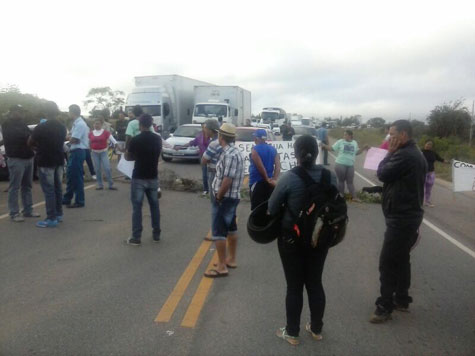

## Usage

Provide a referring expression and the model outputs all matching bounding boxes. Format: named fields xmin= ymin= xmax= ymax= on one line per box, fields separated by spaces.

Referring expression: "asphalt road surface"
xmin=0 ymin=154 xmax=474 ymax=356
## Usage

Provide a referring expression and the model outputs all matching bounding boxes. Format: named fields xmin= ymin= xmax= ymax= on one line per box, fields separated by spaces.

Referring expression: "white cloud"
xmin=1 ymin=0 xmax=474 ymax=120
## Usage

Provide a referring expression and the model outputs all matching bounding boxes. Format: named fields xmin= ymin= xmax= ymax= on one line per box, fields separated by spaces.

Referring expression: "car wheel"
xmin=162 ymin=155 xmax=172 ymax=162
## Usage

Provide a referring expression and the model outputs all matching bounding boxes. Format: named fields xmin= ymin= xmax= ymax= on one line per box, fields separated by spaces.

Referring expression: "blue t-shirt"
xmin=249 ymin=143 xmax=277 ymax=185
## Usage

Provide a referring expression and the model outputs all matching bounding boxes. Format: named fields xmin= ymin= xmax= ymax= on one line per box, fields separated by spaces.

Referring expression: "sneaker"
xmin=275 ymin=327 xmax=299 ymax=346
xmin=92 ymin=175 xmax=97 ymax=180
xmin=108 ymin=186 xmax=118 ymax=190
xmin=57 ymin=215 xmax=63 ymax=223
xmin=153 ymin=236 xmax=161 ymax=243
xmin=11 ymin=214 xmax=25 ymax=222
xmin=23 ymin=212 xmax=40 ymax=218
xmin=36 ymin=219 xmax=58 ymax=228
xmin=95 ymin=187 xmax=104 ymax=190
xmin=424 ymin=201 xmax=435 ymax=207
xmin=369 ymin=308 xmax=392 ymax=323
xmin=305 ymin=322 xmax=323 ymax=341
xmin=125 ymin=238 xmax=141 ymax=246
xmin=202 ymin=191 xmax=209 ymax=196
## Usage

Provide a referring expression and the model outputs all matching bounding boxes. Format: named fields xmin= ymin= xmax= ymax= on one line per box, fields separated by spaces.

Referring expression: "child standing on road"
xmin=421 ymin=139 xmax=446 ymax=207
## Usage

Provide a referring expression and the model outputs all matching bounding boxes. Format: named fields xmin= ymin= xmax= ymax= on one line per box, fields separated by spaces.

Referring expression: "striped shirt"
xmin=203 ymin=138 xmax=223 ymax=170
xmin=212 ymin=143 xmax=245 ymax=199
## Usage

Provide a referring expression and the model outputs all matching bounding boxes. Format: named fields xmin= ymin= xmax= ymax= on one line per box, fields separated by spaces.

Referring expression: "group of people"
xmin=0 ymin=104 xmax=118 ymax=228
xmin=1 ymin=107 xmax=438 ymax=346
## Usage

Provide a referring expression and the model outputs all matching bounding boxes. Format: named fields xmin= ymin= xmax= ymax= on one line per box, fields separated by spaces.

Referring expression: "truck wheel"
xmin=162 ymin=155 xmax=172 ymax=162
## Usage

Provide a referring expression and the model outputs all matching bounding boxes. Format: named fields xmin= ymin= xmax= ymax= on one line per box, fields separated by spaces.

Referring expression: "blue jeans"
xmin=202 ymin=164 xmax=209 ymax=192
xmin=131 ymin=178 xmax=160 ymax=240
xmin=7 ymin=157 xmax=34 ymax=217
xmin=63 ymin=149 xmax=86 ymax=205
xmin=38 ymin=166 xmax=63 ymax=220
xmin=91 ymin=151 xmax=113 ymax=188
xmin=211 ymin=197 xmax=239 ymax=240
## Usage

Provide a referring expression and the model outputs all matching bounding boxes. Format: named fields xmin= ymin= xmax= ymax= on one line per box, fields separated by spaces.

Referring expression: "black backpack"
xmin=289 ymin=166 xmax=348 ymax=248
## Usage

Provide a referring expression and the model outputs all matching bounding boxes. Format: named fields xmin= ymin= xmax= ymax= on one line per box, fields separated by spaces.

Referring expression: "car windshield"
xmin=173 ymin=126 xmax=202 ymax=138
xmin=261 ymin=112 xmax=279 ymax=122
xmin=294 ymin=126 xmax=317 ymax=136
xmin=194 ymin=104 xmax=227 ymax=118
xmin=125 ymin=105 xmax=161 ymax=117
xmin=236 ymin=129 xmax=257 ymax=142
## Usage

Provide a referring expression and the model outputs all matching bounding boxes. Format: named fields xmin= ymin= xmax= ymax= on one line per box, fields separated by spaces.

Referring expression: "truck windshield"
xmin=261 ymin=112 xmax=279 ymax=122
xmin=194 ymin=104 xmax=227 ymax=118
xmin=173 ymin=125 xmax=202 ymax=138
xmin=125 ymin=105 xmax=161 ymax=117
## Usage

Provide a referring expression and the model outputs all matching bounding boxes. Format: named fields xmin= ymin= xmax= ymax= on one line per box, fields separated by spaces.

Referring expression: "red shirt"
xmin=89 ymin=130 xmax=111 ymax=150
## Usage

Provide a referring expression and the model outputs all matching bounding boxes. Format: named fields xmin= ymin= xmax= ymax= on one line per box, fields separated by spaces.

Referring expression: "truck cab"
xmin=124 ymin=88 xmax=171 ymax=136
xmin=260 ymin=107 xmax=287 ymax=134
xmin=192 ymin=100 xmax=235 ymax=124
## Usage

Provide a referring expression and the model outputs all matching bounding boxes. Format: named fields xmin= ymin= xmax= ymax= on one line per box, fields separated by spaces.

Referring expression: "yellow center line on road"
xmin=181 ymin=250 xmax=218 ymax=328
xmin=0 ymin=184 xmax=96 ymax=220
xmin=155 ymin=231 xmax=213 ymax=323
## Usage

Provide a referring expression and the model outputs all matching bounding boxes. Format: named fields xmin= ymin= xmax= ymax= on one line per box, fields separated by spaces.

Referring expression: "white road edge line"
xmin=329 ymin=152 xmax=475 ymax=260
xmin=0 ymin=184 xmax=96 ymax=220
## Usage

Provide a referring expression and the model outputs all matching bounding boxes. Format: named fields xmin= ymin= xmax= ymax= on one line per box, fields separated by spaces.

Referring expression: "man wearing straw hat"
xmin=204 ymin=123 xmax=245 ymax=278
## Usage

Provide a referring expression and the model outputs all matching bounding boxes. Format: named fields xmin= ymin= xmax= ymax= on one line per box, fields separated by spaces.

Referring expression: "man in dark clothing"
xmin=29 ymin=118 xmax=67 ymax=227
xmin=1 ymin=105 xmax=40 ymax=222
xmin=124 ymin=114 xmax=162 ymax=245
xmin=281 ymin=121 xmax=295 ymax=141
xmin=370 ymin=120 xmax=427 ymax=323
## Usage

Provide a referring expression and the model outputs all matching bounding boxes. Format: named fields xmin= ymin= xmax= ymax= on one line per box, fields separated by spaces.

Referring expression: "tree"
xmin=0 ymin=86 xmax=61 ymax=125
xmin=427 ymin=99 xmax=471 ymax=139
xmin=83 ymin=87 xmax=125 ymax=118
xmin=367 ymin=117 xmax=385 ymax=128
xmin=342 ymin=115 xmax=361 ymax=127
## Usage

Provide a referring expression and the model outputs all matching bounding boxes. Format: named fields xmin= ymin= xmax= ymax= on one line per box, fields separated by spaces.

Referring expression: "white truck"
xmin=260 ymin=107 xmax=287 ymax=134
xmin=192 ymin=86 xmax=251 ymax=127
xmin=124 ymin=75 xmax=211 ymax=137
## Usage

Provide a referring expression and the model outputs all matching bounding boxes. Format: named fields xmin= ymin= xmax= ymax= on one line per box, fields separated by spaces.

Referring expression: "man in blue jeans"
xmin=204 ymin=123 xmax=244 ymax=278
xmin=29 ymin=116 xmax=67 ymax=227
xmin=1 ymin=105 xmax=41 ymax=222
xmin=124 ymin=114 xmax=162 ymax=245
xmin=63 ymin=105 xmax=89 ymax=208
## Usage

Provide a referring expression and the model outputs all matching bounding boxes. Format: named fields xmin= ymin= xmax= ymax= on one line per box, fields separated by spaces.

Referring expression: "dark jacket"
xmin=377 ymin=140 xmax=427 ymax=223
xmin=1 ymin=118 xmax=34 ymax=159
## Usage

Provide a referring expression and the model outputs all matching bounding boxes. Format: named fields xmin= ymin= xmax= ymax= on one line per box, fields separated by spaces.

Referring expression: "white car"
xmin=161 ymin=124 xmax=203 ymax=162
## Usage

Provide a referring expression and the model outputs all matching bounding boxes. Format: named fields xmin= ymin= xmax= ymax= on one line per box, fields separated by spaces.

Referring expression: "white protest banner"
xmin=363 ymin=147 xmax=388 ymax=171
xmin=452 ymin=160 xmax=475 ymax=192
xmin=235 ymin=140 xmax=321 ymax=175
xmin=117 ymin=155 xmax=135 ymax=178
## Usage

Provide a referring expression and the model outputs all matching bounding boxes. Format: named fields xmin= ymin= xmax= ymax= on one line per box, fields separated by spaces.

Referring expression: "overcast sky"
xmin=1 ymin=0 xmax=474 ymax=121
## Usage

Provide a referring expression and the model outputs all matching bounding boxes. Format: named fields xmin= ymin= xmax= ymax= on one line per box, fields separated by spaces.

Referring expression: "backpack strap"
xmin=291 ymin=166 xmax=316 ymax=186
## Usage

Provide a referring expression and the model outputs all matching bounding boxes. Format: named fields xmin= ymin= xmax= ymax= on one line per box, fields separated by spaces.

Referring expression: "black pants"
xmin=85 ymin=149 xmax=96 ymax=176
xmin=250 ymin=181 xmax=274 ymax=210
xmin=322 ymin=147 xmax=328 ymax=165
xmin=278 ymin=237 xmax=329 ymax=337
xmin=376 ymin=220 xmax=421 ymax=312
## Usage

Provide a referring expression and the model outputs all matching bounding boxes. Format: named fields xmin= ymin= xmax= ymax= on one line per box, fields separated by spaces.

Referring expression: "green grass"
xmin=329 ymin=128 xmax=475 ymax=182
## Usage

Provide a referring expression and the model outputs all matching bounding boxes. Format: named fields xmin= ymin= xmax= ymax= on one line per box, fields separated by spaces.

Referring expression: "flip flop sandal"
xmin=204 ymin=237 xmax=213 ymax=241
xmin=213 ymin=263 xmax=237 ymax=269
xmin=204 ymin=269 xmax=229 ymax=278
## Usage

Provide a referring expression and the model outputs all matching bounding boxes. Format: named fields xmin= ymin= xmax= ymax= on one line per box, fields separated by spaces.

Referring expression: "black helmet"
xmin=247 ymin=201 xmax=282 ymax=244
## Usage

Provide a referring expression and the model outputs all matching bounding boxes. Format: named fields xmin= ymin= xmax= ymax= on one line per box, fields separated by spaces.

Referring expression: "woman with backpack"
xmin=321 ymin=130 xmax=369 ymax=202
xmin=268 ymin=135 xmax=338 ymax=346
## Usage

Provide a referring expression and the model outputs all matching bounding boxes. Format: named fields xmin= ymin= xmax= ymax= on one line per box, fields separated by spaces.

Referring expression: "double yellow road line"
xmin=155 ymin=230 xmax=218 ymax=328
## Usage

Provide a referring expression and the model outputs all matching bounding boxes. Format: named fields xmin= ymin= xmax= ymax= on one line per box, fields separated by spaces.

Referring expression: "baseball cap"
xmin=204 ymin=119 xmax=220 ymax=132
xmin=253 ymin=129 xmax=267 ymax=139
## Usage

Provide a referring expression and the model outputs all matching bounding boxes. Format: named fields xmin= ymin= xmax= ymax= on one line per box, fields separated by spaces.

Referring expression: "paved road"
xmin=0 ymin=156 xmax=474 ymax=355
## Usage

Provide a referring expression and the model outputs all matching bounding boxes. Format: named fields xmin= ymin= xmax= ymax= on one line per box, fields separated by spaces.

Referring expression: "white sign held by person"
xmin=452 ymin=160 xmax=475 ymax=192
xmin=236 ymin=140 xmax=321 ymax=175
xmin=117 ymin=155 xmax=135 ymax=179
